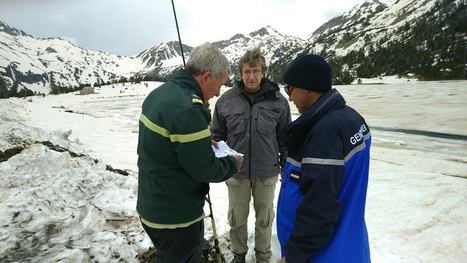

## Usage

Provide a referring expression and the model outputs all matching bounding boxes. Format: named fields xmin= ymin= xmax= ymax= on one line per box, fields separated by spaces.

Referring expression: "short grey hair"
xmin=186 ymin=42 xmax=230 ymax=80
xmin=238 ymin=47 xmax=266 ymax=75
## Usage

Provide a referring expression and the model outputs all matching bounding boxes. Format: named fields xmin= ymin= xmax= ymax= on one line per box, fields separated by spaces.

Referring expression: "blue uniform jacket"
xmin=277 ymin=88 xmax=371 ymax=262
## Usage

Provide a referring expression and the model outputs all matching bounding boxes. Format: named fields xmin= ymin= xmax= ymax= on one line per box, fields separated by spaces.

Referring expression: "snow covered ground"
xmin=1 ymin=80 xmax=466 ymax=262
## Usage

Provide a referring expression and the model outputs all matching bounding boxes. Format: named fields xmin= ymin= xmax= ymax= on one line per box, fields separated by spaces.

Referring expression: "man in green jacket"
xmin=137 ymin=43 xmax=243 ymax=262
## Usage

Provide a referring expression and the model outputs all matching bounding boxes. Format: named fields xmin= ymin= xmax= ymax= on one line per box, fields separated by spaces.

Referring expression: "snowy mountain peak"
xmin=136 ymin=41 xmax=191 ymax=74
xmin=1 ymin=0 xmax=464 ymax=98
xmin=0 ymin=21 xmax=30 ymax=37
xmin=313 ymin=0 xmax=387 ymax=36
xmin=307 ymin=0 xmax=465 ymax=81
xmin=134 ymin=25 xmax=307 ymax=82
xmin=0 ymin=20 xmax=141 ymax=96
xmin=248 ymin=25 xmax=281 ymax=38
xmin=350 ymin=0 xmax=387 ymax=15
xmin=308 ymin=0 xmax=441 ymax=56
xmin=229 ymin=33 xmax=247 ymax=41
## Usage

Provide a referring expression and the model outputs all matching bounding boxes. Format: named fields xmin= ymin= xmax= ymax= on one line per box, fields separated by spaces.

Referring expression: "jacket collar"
xmin=234 ymin=78 xmax=281 ymax=101
xmin=281 ymin=88 xmax=346 ymax=152
xmin=170 ymin=69 xmax=204 ymax=100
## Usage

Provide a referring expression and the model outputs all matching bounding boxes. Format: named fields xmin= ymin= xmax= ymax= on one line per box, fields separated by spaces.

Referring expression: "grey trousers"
xmin=226 ymin=176 xmax=278 ymax=262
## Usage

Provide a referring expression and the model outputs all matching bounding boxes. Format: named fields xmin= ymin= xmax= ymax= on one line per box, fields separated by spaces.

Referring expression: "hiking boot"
xmin=231 ymin=252 xmax=246 ymax=263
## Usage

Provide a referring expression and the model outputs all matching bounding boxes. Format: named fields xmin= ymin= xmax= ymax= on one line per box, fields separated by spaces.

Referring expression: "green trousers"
xmin=226 ymin=176 xmax=278 ymax=263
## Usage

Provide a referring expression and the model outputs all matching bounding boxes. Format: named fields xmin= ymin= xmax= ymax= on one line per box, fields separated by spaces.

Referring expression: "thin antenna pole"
xmin=171 ymin=0 xmax=186 ymax=67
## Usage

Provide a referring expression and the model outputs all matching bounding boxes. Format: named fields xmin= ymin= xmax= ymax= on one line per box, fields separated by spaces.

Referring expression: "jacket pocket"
xmin=228 ymin=205 xmax=248 ymax=229
xmin=260 ymin=176 xmax=278 ymax=186
xmin=225 ymin=106 xmax=246 ymax=135
xmin=228 ymin=206 xmax=237 ymax=227
xmin=226 ymin=177 xmax=242 ymax=186
xmin=258 ymin=205 xmax=275 ymax=227
xmin=256 ymin=106 xmax=279 ymax=135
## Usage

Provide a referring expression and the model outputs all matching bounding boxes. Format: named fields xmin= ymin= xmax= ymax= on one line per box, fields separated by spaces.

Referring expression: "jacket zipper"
xmin=248 ymin=102 xmax=252 ymax=182
xmin=240 ymin=89 xmax=266 ymax=183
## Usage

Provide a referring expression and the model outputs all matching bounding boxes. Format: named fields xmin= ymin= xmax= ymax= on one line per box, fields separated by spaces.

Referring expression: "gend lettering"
xmin=350 ymin=124 xmax=368 ymax=145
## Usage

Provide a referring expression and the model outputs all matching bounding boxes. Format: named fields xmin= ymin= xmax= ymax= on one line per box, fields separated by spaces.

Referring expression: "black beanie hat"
xmin=283 ymin=54 xmax=332 ymax=93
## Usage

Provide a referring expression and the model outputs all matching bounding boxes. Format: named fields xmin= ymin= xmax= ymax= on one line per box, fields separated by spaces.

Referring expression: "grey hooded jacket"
xmin=212 ymin=79 xmax=291 ymax=179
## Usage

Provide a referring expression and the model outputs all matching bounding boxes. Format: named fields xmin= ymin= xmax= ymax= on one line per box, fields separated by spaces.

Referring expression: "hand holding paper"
xmin=212 ymin=140 xmax=244 ymax=171
xmin=212 ymin=140 xmax=244 ymax=157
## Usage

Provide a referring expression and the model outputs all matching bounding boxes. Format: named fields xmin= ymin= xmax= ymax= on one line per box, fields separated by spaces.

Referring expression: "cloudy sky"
xmin=0 ymin=0 xmax=377 ymax=56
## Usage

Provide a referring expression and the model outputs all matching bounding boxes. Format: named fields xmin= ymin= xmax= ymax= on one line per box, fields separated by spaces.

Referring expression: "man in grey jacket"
xmin=212 ymin=47 xmax=291 ymax=263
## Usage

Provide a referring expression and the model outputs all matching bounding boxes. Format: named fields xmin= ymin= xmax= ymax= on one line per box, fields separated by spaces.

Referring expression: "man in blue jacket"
xmin=277 ymin=54 xmax=371 ymax=263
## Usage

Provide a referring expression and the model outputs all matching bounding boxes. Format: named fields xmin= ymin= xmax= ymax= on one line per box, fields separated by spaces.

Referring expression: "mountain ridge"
xmin=1 ymin=0 xmax=465 ymax=98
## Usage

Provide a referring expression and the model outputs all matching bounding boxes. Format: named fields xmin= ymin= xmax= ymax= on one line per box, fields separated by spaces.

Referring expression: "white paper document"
xmin=212 ymin=140 xmax=243 ymax=158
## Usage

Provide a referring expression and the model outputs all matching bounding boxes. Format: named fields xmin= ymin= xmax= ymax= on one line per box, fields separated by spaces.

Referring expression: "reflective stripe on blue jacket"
xmin=277 ymin=89 xmax=371 ymax=262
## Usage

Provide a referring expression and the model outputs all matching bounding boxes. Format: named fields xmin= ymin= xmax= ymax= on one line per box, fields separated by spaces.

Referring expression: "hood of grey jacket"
xmin=211 ymin=78 xmax=291 ymax=179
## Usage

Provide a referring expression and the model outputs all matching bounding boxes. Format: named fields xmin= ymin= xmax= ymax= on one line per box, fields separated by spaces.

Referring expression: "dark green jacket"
xmin=137 ymin=69 xmax=237 ymax=226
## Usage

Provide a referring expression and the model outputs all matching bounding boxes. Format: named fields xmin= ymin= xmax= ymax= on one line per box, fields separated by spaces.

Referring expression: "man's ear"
xmin=200 ymin=71 xmax=211 ymax=85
